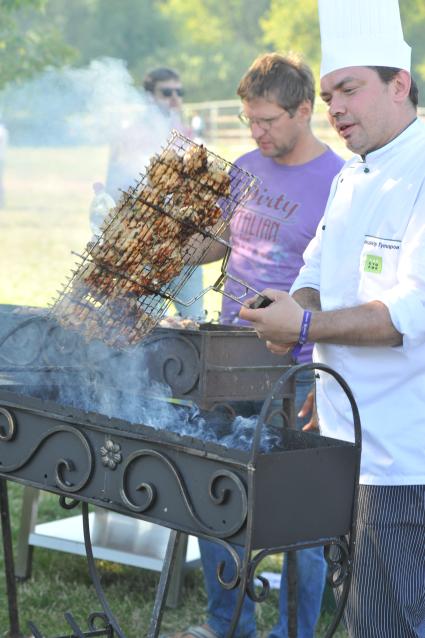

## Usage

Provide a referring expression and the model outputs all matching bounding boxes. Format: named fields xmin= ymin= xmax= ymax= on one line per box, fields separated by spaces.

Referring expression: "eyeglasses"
xmin=238 ymin=110 xmax=287 ymax=131
xmin=159 ymin=87 xmax=185 ymax=98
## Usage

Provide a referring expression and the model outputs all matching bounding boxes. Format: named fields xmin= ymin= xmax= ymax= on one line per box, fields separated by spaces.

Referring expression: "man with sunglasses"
xmin=106 ymin=67 xmax=190 ymax=201
xmin=168 ymin=53 xmax=343 ymax=638
xmin=143 ymin=67 xmax=186 ymax=118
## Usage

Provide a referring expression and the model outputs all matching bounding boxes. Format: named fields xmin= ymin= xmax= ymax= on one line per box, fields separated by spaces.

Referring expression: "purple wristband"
xmin=291 ymin=310 xmax=312 ymax=360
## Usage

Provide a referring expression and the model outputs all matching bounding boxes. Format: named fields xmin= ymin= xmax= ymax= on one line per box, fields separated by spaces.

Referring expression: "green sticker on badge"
xmin=364 ymin=254 xmax=382 ymax=273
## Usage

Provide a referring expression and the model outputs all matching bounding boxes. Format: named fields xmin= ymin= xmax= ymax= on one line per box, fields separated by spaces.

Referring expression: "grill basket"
xmin=50 ymin=131 xmax=258 ymax=349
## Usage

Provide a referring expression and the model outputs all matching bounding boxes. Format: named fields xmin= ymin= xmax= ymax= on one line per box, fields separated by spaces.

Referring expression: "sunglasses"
xmin=159 ymin=87 xmax=185 ymax=98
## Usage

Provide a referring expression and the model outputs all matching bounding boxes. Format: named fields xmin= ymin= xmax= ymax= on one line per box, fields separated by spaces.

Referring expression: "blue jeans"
xmin=199 ymin=370 xmax=327 ymax=638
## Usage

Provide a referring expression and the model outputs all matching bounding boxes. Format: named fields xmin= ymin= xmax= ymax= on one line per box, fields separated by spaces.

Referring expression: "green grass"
xmin=0 ymin=144 xmax=227 ymax=317
xmin=0 ymin=143 xmax=348 ymax=637
xmin=1 ymin=484 xmax=348 ymax=637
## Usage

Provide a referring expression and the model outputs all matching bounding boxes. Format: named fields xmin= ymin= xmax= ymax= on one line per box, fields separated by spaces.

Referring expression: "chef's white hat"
xmin=319 ymin=0 xmax=411 ymax=78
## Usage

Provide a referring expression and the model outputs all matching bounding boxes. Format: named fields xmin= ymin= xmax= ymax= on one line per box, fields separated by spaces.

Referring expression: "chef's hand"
xmin=239 ymin=289 xmax=304 ymax=348
xmin=299 ymin=389 xmax=319 ymax=432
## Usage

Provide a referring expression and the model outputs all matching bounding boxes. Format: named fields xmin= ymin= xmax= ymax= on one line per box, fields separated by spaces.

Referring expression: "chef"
xmin=239 ymin=0 xmax=425 ymax=635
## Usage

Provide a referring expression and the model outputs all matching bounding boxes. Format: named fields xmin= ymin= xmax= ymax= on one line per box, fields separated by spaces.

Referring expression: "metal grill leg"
xmin=148 ymin=529 xmax=185 ymax=638
xmin=287 ymin=551 xmax=298 ymax=638
xmin=15 ymin=485 xmax=40 ymax=579
xmin=81 ymin=502 xmax=127 ymax=638
xmin=0 ymin=478 xmax=23 ymax=638
xmin=164 ymin=532 xmax=188 ymax=608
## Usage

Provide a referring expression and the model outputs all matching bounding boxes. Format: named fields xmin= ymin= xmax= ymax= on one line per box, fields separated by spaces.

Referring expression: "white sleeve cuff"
xmin=376 ymin=286 xmax=425 ymax=348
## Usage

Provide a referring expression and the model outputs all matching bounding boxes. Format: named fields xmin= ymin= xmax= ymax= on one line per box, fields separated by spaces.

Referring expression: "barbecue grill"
xmin=0 ymin=350 xmax=361 ymax=638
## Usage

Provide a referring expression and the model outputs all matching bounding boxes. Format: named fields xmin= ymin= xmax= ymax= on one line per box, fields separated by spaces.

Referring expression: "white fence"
xmin=184 ymin=99 xmax=425 ymax=150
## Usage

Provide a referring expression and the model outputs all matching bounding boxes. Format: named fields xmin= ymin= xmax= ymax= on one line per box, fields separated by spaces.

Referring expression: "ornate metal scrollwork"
xmin=59 ymin=495 xmax=80 ymax=510
xmin=139 ymin=334 xmax=200 ymax=395
xmin=0 ymin=310 xmax=90 ymax=371
xmin=247 ymin=570 xmax=271 ymax=603
xmin=263 ymin=406 xmax=290 ymax=429
xmin=120 ymin=450 xmax=157 ymax=513
xmin=325 ymin=536 xmax=351 ymax=588
xmin=0 ymin=407 xmax=16 ymax=441
xmin=42 ymin=321 xmax=86 ymax=366
xmin=213 ymin=539 xmax=244 ymax=590
xmin=0 ymin=316 xmax=45 ymax=367
xmin=28 ymin=610 xmax=114 ymax=638
xmin=243 ymin=548 xmax=275 ymax=603
xmin=0 ymin=423 xmax=93 ymax=493
xmin=209 ymin=403 xmax=236 ymax=419
xmin=87 ymin=611 xmax=114 ymax=633
xmin=209 ymin=469 xmax=248 ymax=519
xmin=242 ymin=536 xmax=352 ymax=604
xmin=120 ymin=449 xmax=247 ymax=538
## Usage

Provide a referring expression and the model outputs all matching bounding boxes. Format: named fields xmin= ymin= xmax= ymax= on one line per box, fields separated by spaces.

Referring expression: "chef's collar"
xmin=361 ymin=117 xmax=419 ymax=162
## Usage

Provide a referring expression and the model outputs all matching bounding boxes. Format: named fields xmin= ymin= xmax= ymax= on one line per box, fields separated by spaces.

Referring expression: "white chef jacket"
xmin=291 ymin=118 xmax=425 ymax=485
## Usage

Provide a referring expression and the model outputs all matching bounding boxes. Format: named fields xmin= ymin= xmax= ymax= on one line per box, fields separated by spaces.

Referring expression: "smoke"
xmin=51 ymin=340 xmax=282 ymax=454
xmin=0 ymin=307 xmax=284 ymax=454
xmin=0 ymin=61 xmax=283 ymax=453
xmin=0 ymin=57 xmax=170 ymax=150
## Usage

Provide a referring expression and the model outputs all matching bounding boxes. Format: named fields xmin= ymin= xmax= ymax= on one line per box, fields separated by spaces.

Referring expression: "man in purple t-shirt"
xmin=170 ymin=54 xmax=343 ymax=638
xmin=222 ymin=147 xmax=341 ymax=366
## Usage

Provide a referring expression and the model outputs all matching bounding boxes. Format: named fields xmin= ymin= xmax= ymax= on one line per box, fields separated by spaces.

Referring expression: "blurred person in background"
xmin=104 ymin=66 xmax=204 ymax=318
xmin=104 ymin=67 xmax=187 ymax=200
xmin=0 ymin=119 xmax=9 ymax=209
xmin=142 ymin=67 xmax=192 ymax=137
xmin=166 ymin=53 xmax=344 ymax=638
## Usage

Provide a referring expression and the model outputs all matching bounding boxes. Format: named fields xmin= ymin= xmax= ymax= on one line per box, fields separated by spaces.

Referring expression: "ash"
xmin=55 ymin=382 xmax=284 ymax=454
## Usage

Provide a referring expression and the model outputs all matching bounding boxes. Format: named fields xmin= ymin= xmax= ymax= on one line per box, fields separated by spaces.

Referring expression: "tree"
xmin=42 ymin=0 xmax=177 ymax=79
xmin=157 ymin=0 xmax=271 ymax=100
xmin=400 ymin=0 xmax=425 ymax=95
xmin=261 ymin=0 xmax=425 ymax=106
xmin=42 ymin=0 xmax=272 ymax=101
xmin=261 ymin=0 xmax=320 ymax=77
xmin=0 ymin=0 xmax=75 ymax=89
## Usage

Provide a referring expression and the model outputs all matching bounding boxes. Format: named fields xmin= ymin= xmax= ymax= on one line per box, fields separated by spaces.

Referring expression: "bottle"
xmin=89 ymin=182 xmax=115 ymax=237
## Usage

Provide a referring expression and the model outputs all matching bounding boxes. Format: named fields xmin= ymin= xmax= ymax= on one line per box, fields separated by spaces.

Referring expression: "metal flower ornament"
xmin=100 ymin=438 xmax=122 ymax=470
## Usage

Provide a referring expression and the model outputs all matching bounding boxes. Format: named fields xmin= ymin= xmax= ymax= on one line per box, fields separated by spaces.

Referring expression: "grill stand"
xmin=0 ymin=478 xmax=23 ymax=638
xmin=148 ymin=529 xmax=185 ymax=638
xmin=0 ymin=490 xmax=353 ymax=638
xmin=218 ymin=361 xmax=361 ymax=638
xmin=1 ymin=304 xmax=291 ymax=611
xmin=0 ymin=363 xmax=361 ymax=637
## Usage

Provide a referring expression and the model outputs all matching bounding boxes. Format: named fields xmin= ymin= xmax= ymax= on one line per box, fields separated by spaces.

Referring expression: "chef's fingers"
xmin=302 ymin=418 xmax=319 ymax=432
xmin=265 ymin=340 xmax=294 ymax=355
xmin=301 ymin=390 xmax=319 ymax=432
xmin=298 ymin=389 xmax=314 ymax=417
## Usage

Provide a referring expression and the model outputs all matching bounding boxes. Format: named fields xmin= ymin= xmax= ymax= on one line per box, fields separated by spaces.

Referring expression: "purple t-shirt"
xmin=221 ymin=147 xmax=344 ymax=362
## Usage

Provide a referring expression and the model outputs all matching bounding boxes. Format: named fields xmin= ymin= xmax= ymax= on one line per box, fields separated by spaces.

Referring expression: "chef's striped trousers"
xmin=341 ymin=484 xmax=425 ymax=637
